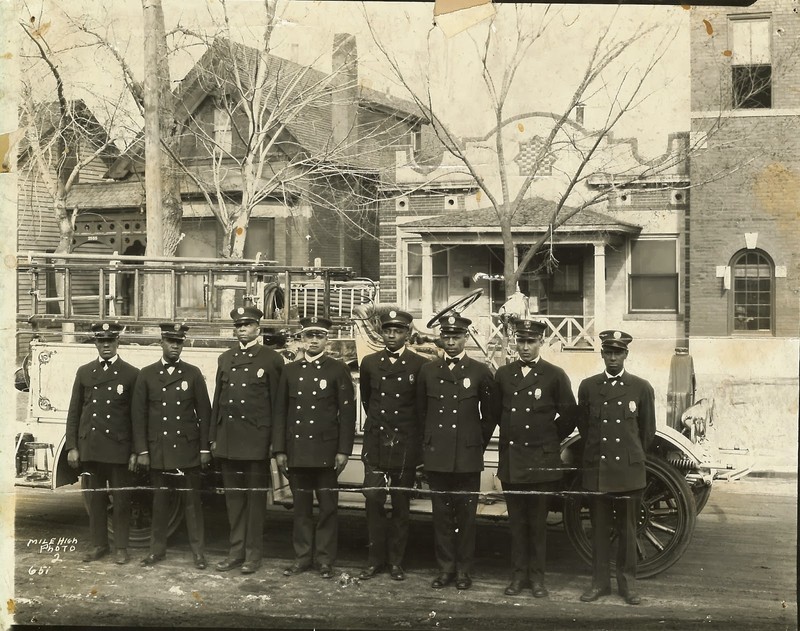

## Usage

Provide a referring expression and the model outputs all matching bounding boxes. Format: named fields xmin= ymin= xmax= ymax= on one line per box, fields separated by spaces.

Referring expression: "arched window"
xmin=730 ymin=249 xmax=774 ymax=333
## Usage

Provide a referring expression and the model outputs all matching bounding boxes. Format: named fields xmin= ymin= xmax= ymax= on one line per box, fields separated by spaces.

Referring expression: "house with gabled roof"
xmin=64 ymin=34 xmax=425 ymax=285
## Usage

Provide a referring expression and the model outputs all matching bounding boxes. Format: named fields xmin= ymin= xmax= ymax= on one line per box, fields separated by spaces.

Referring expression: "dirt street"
xmin=10 ymin=476 xmax=796 ymax=630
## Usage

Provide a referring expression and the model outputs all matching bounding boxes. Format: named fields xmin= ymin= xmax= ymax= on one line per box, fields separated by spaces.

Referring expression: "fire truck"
xmin=14 ymin=252 xmax=750 ymax=578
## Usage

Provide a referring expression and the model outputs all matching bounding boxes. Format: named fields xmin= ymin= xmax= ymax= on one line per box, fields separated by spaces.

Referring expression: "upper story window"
xmin=730 ymin=16 xmax=772 ymax=109
xmin=214 ymin=105 xmax=232 ymax=153
xmin=731 ymin=249 xmax=774 ymax=334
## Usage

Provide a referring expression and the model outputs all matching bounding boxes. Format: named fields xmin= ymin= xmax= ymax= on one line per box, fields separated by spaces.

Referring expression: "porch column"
xmin=420 ymin=242 xmax=433 ymax=324
xmin=593 ymin=242 xmax=606 ymax=348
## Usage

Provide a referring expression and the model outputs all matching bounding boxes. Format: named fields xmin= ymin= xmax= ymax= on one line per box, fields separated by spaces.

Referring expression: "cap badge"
xmin=613 ymin=331 xmax=622 ymax=340
xmin=447 ymin=316 xmax=456 ymax=324
xmin=237 ymin=307 xmax=244 ymax=314
xmin=173 ymin=323 xmax=181 ymax=331
xmin=389 ymin=310 xmax=397 ymax=318
xmin=102 ymin=323 xmax=110 ymax=331
xmin=311 ymin=316 xmax=318 ymax=323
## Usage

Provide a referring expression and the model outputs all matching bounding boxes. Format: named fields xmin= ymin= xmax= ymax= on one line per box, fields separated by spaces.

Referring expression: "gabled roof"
xmin=402 ymin=197 xmax=640 ymax=233
xmin=108 ymin=37 xmax=423 ymax=179
xmin=18 ymin=99 xmax=119 ymax=166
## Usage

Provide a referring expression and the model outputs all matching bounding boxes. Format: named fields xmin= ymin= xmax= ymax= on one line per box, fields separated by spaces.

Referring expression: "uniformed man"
xmin=417 ymin=315 xmax=497 ymax=590
xmin=273 ymin=316 xmax=356 ymax=579
xmin=211 ymin=306 xmax=284 ymax=574
xmin=132 ymin=323 xmax=212 ymax=569
xmin=358 ymin=309 xmax=428 ymax=582
xmin=576 ymin=330 xmax=655 ymax=605
xmin=65 ymin=321 xmax=139 ymax=565
xmin=491 ymin=318 xmax=577 ymax=597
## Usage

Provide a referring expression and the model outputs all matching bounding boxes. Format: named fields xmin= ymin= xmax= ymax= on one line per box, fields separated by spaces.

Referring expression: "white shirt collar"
xmin=605 ymin=369 xmax=626 ymax=380
xmin=240 ymin=339 xmax=260 ymax=350
xmin=99 ymin=355 xmax=118 ymax=365
xmin=386 ymin=346 xmax=406 ymax=357
xmin=305 ymin=351 xmax=325 ymax=363
xmin=161 ymin=357 xmax=180 ymax=366
xmin=446 ymin=350 xmax=466 ymax=362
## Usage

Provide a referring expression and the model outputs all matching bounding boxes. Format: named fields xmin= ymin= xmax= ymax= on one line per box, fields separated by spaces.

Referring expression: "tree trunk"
xmin=141 ymin=0 xmax=174 ymax=318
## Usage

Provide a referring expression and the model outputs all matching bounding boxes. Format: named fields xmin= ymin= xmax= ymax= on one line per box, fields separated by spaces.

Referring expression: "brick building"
xmin=688 ymin=0 xmax=799 ymax=471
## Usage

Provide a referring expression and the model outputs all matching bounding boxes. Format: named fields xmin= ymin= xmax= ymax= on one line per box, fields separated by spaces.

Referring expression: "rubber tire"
xmin=81 ymin=469 xmax=184 ymax=549
xmin=563 ymin=454 xmax=697 ymax=579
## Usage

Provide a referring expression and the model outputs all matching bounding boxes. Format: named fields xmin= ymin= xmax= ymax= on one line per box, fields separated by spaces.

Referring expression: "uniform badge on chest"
xmin=117 ymin=384 xmax=124 ymax=395
xmin=320 ymin=379 xmax=327 ymax=390
xmin=181 ymin=380 xmax=189 ymax=391
xmin=409 ymin=373 xmax=415 ymax=384
xmin=257 ymin=368 xmax=265 ymax=378
xmin=629 ymin=400 xmax=637 ymax=413
xmin=534 ymin=388 xmax=542 ymax=400
xmin=463 ymin=377 xmax=471 ymax=389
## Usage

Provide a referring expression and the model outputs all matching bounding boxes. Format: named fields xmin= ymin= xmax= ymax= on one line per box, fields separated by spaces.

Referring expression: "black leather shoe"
xmin=504 ymin=579 xmax=528 ymax=596
xmin=580 ymin=585 xmax=611 ymax=602
xmin=82 ymin=546 xmax=109 ymax=563
xmin=532 ymin=582 xmax=549 ymax=598
xmin=455 ymin=574 xmax=472 ymax=590
xmin=215 ymin=557 xmax=244 ymax=572
xmin=240 ymin=561 xmax=261 ymax=574
xmin=140 ymin=553 xmax=165 ymax=567
xmin=319 ymin=564 xmax=335 ymax=579
xmin=194 ymin=555 xmax=207 ymax=570
xmin=431 ymin=573 xmax=455 ymax=589
xmin=114 ymin=549 xmax=129 ymax=565
xmin=358 ymin=565 xmax=383 ymax=580
xmin=621 ymin=591 xmax=641 ymax=605
xmin=389 ymin=565 xmax=405 ymax=581
xmin=283 ymin=562 xmax=311 ymax=576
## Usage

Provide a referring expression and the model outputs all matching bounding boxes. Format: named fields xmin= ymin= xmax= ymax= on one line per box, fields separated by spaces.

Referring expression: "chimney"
xmin=331 ymin=33 xmax=358 ymax=156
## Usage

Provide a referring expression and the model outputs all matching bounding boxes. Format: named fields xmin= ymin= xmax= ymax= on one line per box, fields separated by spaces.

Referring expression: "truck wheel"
xmin=563 ymin=455 xmax=697 ymax=578
xmin=691 ymin=483 xmax=712 ymax=514
xmin=81 ymin=470 xmax=184 ymax=548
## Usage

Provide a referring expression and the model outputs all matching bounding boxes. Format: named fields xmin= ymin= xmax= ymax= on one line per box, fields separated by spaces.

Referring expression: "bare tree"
xmin=366 ymin=6 xmax=691 ymax=300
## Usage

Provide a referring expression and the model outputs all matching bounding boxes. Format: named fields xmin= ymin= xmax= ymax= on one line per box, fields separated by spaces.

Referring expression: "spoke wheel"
xmin=563 ymin=455 xmax=697 ymax=578
xmin=426 ymin=288 xmax=484 ymax=329
xmin=81 ymin=469 xmax=184 ymax=548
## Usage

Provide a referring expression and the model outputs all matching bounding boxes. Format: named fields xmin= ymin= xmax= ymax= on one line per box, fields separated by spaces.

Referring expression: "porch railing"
xmin=481 ymin=313 xmax=597 ymax=358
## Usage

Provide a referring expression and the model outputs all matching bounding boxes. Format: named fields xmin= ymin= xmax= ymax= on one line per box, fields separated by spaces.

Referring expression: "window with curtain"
xmin=629 ymin=239 xmax=679 ymax=312
xmin=406 ymin=243 xmax=448 ymax=313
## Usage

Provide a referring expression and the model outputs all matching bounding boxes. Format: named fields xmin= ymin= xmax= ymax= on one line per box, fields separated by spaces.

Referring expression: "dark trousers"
xmin=426 ymin=471 xmax=480 ymax=575
xmin=502 ymin=480 xmax=557 ymax=584
xmin=589 ymin=489 xmax=643 ymax=595
xmin=362 ymin=464 xmax=416 ymax=567
xmin=149 ymin=467 xmax=204 ymax=557
xmin=288 ymin=467 xmax=339 ymax=567
xmin=83 ymin=461 xmax=132 ymax=550
xmin=220 ymin=458 xmax=268 ymax=563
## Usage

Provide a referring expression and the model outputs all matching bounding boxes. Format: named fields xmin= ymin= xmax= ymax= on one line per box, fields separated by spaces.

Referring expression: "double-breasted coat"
xmin=65 ymin=357 xmax=140 ymax=464
xmin=132 ymin=360 xmax=212 ymax=470
xmin=272 ymin=354 xmax=356 ymax=468
xmin=360 ymin=348 xmax=428 ymax=471
xmin=210 ymin=344 xmax=284 ymax=460
xmin=417 ymin=356 xmax=498 ymax=473
xmin=493 ymin=358 xmax=577 ymax=484
xmin=576 ymin=371 xmax=656 ymax=492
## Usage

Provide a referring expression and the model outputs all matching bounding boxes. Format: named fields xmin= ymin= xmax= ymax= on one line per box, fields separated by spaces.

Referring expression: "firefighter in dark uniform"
xmin=358 ymin=310 xmax=428 ymax=582
xmin=273 ymin=316 xmax=356 ymax=579
xmin=66 ymin=321 xmax=139 ymax=565
xmin=491 ymin=318 xmax=577 ymax=597
xmin=577 ymin=329 xmax=656 ymax=605
xmin=417 ymin=315 xmax=497 ymax=591
xmin=132 ymin=323 xmax=212 ymax=569
xmin=211 ymin=306 xmax=284 ymax=575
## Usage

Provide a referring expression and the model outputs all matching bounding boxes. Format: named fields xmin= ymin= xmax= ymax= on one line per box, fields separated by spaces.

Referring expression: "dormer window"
xmin=214 ymin=104 xmax=232 ymax=153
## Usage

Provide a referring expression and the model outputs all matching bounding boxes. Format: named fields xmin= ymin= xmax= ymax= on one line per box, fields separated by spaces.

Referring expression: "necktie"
xmin=165 ymin=361 xmax=178 ymax=374
xmin=446 ymin=357 xmax=460 ymax=367
xmin=386 ymin=351 xmax=400 ymax=360
xmin=100 ymin=360 xmax=110 ymax=371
